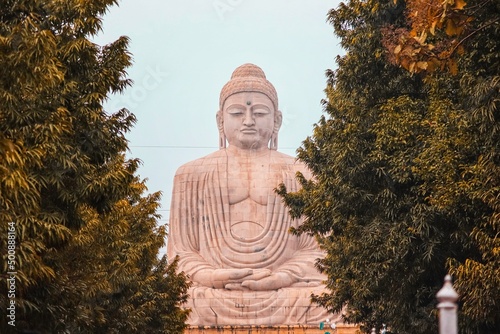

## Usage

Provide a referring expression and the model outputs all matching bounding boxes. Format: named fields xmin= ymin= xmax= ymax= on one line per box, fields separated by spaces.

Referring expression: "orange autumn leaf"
xmin=454 ymin=0 xmax=467 ymax=10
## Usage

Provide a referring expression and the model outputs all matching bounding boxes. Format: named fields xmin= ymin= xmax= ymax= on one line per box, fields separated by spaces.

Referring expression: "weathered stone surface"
xmin=168 ymin=64 xmax=342 ymax=326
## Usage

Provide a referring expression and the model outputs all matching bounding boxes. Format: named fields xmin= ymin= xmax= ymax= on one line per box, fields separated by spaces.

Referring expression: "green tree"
xmin=278 ymin=0 xmax=499 ymax=333
xmin=0 ymin=0 xmax=190 ymax=332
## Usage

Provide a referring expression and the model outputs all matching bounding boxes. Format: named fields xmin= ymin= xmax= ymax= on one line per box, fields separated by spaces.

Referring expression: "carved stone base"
xmin=185 ymin=324 xmax=360 ymax=334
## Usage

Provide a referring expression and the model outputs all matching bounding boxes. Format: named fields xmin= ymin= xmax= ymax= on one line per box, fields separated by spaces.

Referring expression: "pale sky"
xmin=93 ymin=0 xmax=343 ymax=242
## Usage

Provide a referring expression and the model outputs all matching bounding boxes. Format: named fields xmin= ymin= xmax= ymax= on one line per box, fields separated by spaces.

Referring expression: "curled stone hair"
xmin=219 ymin=63 xmax=278 ymax=111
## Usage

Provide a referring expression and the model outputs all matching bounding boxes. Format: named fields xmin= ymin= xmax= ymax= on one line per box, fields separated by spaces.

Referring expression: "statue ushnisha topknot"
xmin=219 ymin=63 xmax=278 ymax=111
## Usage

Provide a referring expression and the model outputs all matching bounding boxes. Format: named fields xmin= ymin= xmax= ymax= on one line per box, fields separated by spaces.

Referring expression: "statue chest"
xmin=226 ymin=158 xmax=282 ymax=205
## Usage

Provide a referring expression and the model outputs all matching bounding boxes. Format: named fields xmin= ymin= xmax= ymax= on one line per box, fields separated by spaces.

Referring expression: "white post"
xmin=436 ymin=275 xmax=459 ymax=334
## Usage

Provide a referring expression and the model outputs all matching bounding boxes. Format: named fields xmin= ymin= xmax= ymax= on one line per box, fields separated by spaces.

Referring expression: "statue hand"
xmin=241 ymin=272 xmax=295 ymax=291
xmin=224 ymin=283 xmax=250 ymax=291
xmin=224 ymin=269 xmax=271 ymax=290
xmin=244 ymin=268 xmax=272 ymax=281
xmin=193 ymin=268 xmax=253 ymax=288
xmin=291 ymin=281 xmax=321 ymax=287
xmin=211 ymin=268 xmax=254 ymax=288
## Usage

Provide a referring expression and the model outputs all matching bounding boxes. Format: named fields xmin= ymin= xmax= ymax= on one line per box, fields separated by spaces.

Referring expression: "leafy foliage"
xmin=278 ymin=0 xmax=499 ymax=333
xmin=382 ymin=0 xmax=499 ymax=74
xmin=0 ymin=0 xmax=190 ymax=332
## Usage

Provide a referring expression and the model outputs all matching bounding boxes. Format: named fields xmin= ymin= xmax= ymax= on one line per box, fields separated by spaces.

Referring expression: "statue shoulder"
xmin=272 ymin=151 xmax=311 ymax=176
xmin=174 ymin=150 xmax=226 ymax=177
xmin=271 ymin=150 xmax=304 ymax=166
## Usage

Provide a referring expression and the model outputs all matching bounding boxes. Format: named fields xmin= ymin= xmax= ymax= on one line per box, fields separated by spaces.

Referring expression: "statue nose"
xmin=243 ymin=110 xmax=255 ymax=125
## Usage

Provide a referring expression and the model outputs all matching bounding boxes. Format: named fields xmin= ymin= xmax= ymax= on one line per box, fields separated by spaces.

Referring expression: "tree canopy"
xmin=0 ymin=0 xmax=190 ymax=332
xmin=278 ymin=0 xmax=499 ymax=333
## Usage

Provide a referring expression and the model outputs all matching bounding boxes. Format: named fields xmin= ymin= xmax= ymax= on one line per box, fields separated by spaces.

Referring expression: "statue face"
xmin=222 ymin=92 xmax=275 ymax=150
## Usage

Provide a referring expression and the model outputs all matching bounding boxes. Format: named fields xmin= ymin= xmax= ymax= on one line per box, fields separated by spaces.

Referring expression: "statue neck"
xmin=226 ymin=145 xmax=272 ymax=158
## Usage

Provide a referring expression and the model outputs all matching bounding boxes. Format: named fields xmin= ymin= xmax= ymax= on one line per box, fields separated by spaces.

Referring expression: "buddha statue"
xmin=167 ymin=63 xmax=338 ymax=326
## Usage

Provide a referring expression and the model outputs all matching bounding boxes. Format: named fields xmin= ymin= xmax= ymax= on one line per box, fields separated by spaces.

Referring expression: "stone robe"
xmin=167 ymin=148 xmax=333 ymax=326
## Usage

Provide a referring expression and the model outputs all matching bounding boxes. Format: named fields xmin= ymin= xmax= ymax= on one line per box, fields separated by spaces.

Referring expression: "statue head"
xmin=217 ymin=64 xmax=282 ymax=150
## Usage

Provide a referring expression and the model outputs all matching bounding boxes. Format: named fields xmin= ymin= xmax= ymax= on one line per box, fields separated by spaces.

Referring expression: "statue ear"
xmin=216 ymin=110 xmax=226 ymax=149
xmin=270 ymin=110 xmax=282 ymax=150
xmin=274 ymin=109 xmax=283 ymax=131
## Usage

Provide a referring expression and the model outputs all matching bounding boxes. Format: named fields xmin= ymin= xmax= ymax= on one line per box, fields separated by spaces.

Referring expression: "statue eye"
xmin=252 ymin=104 xmax=271 ymax=116
xmin=227 ymin=107 xmax=244 ymax=115
xmin=253 ymin=109 xmax=269 ymax=116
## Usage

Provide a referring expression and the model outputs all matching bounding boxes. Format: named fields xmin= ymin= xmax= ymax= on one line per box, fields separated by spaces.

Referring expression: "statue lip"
xmin=240 ymin=129 xmax=257 ymax=133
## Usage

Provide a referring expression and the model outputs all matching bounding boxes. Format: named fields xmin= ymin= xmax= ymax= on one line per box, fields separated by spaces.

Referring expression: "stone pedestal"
xmin=185 ymin=324 xmax=360 ymax=334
